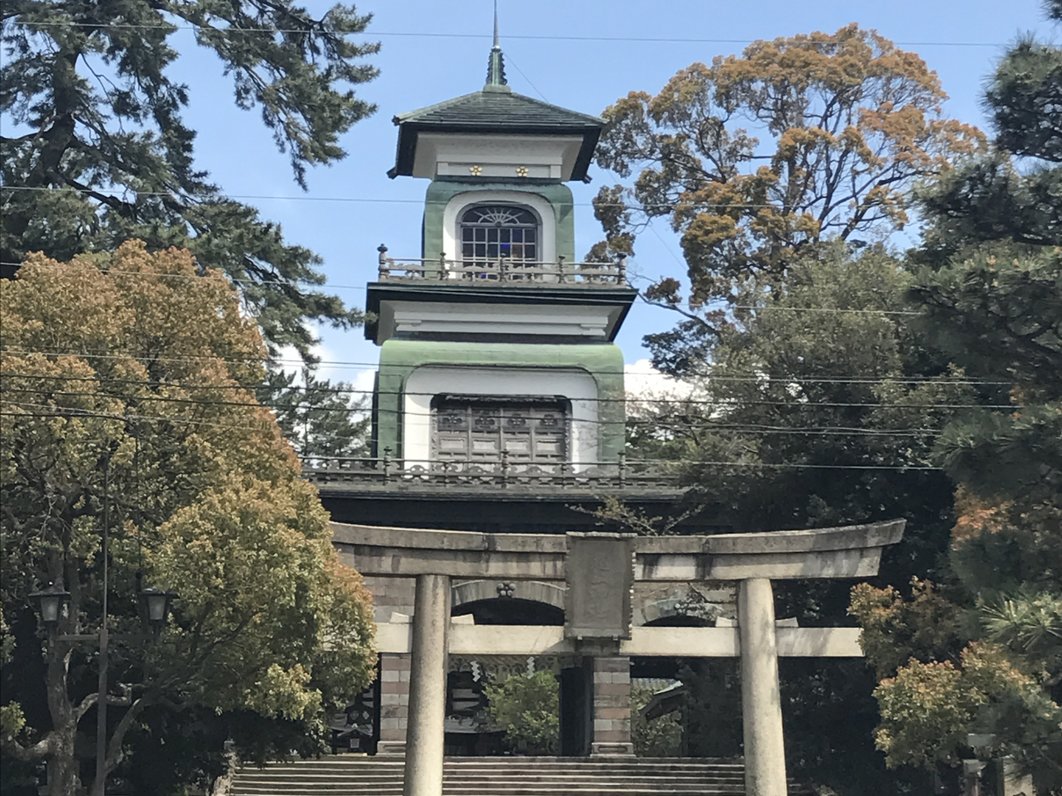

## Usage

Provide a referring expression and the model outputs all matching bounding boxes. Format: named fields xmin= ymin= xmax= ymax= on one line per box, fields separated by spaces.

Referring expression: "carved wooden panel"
xmin=432 ymin=398 xmax=568 ymax=467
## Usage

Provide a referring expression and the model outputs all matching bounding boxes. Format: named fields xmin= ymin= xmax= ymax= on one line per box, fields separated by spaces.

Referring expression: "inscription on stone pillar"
xmin=565 ymin=533 xmax=634 ymax=640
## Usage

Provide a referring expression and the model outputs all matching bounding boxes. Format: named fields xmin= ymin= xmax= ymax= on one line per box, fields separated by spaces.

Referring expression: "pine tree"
xmin=851 ymin=3 xmax=1061 ymax=787
xmin=1 ymin=1 xmax=379 ymax=356
xmin=263 ymin=367 xmax=371 ymax=460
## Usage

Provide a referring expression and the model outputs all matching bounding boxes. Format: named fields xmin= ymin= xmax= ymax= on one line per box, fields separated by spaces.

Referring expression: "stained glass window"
xmin=459 ymin=204 xmax=539 ymax=268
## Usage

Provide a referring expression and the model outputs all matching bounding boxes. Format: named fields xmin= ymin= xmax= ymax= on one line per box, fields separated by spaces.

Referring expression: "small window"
xmin=459 ymin=205 xmax=539 ymax=272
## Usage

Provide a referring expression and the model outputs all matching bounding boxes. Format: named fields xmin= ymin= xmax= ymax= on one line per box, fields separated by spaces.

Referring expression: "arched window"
xmin=459 ymin=204 xmax=539 ymax=267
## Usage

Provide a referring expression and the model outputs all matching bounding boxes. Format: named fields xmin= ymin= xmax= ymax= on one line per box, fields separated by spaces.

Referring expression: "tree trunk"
xmin=45 ymin=723 xmax=80 ymax=796
xmin=44 ymin=627 xmax=81 ymax=795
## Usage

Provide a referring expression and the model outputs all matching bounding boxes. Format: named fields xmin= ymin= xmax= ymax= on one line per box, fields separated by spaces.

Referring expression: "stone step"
xmin=236 ymin=769 xmax=737 ymax=772
xmin=237 ymin=775 xmax=744 ymax=782
xmin=231 ymin=788 xmax=750 ymax=796
xmin=237 ymin=767 xmax=746 ymax=775
xmin=232 ymin=791 xmax=749 ymax=796
xmin=235 ymin=779 xmax=743 ymax=787
xmin=229 ymin=756 xmax=812 ymax=796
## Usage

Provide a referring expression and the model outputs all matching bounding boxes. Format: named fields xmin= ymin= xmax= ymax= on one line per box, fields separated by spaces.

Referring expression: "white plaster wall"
xmin=441 ymin=190 xmax=556 ymax=264
xmin=402 ymin=366 xmax=598 ymax=466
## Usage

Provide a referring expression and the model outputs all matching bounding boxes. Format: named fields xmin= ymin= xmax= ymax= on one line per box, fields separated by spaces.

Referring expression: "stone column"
xmin=738 ymin=578 xmax=786 ymax=796
xmin=376 ymin=653 xmax=411 ymax=755
xmin=590 ymin=656 xmax=634 ymax=756
xmin=403 ymin=573 xmax=451 ymax=796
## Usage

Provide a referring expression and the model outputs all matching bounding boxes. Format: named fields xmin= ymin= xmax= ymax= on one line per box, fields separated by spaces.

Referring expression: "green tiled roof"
xmin=389 ymin=88 xmax=603 ymax=181
xmin=394 ymin=89 xmax=603 ymax=130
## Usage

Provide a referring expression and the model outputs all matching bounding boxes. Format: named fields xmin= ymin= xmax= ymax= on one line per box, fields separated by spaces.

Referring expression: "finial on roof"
xmin=485 ymin=0 xmax=509 ymax=91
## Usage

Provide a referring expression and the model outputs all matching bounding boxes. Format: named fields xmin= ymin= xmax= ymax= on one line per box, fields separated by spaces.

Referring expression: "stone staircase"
xmin=229 ymin=756 xmax=810 ymax=795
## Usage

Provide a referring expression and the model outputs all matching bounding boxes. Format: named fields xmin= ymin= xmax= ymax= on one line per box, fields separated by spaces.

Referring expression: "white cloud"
xmin=350 ymin=367 xmax=377 ymax=397
xmin=624 ymin=358 xmax=697 ymax=400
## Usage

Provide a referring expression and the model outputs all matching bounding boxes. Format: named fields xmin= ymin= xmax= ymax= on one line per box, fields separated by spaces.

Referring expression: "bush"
xmin=484 ymin=671 xmax=559 ymax=755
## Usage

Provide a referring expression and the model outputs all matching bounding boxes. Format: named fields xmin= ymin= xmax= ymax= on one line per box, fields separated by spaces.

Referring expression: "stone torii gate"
xmin=333 ymin=519 xmax=905 ymax=796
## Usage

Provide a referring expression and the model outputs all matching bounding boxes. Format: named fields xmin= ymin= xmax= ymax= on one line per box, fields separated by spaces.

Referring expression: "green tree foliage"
xmin=627 ymin=246 xmax=965 ymax=792
xmin=0 ymin=243 xmax=376 ymax=796
xmin=484 ymin=671 xmax=559 ymax=756
xmin=852 ymin=5 xmax=1061 ymax=787
xmin=631 ymin=245 xmax=963 ymax=561
xmin=0 ymin=1 xmax=379 ymax=355
xmin=263 ymin=367 xmax=371 ymax=460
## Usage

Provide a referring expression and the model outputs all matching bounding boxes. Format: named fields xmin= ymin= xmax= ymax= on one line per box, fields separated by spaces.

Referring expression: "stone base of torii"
xmin=332 ymin=520 xmax=906 ymax=796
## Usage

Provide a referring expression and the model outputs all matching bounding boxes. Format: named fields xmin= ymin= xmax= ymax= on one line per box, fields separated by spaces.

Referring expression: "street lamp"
xmin=30 ymin=577 xmax=175 ymax=796
xmin=138 ymin=586 xmax=177 ymax=636
xmin=29 ymin=583 xmax=70 ymax=630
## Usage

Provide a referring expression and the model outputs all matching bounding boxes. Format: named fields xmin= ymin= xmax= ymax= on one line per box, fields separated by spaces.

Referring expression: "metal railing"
xmin=375 ymin=245 xmax=628 ymax=287
xmin=303 ymin=451 xmax=681 ymax=490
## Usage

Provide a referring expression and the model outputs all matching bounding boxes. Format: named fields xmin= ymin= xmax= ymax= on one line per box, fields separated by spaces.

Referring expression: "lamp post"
xmin=30 ymin=453 xmax=175 ymax=796
xmin=94 ymin=451 xmax=111 ymax=796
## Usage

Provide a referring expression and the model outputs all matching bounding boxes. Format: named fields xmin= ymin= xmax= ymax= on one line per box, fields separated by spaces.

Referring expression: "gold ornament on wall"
xmin=469 ymin=165 xmax=483 ymax=176
xmin=515 ymin=166 xmax=529 ymax=177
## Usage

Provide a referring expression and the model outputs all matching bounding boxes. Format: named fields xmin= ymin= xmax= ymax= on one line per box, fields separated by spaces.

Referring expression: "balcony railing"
xmin=303 ymin=453 xmax=682 ymax=491
xmin=375 ymin=245 xmax=628 ymax=287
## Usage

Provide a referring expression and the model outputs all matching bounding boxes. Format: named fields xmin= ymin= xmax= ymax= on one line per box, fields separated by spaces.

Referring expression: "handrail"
xmin=375 ymin=245 xmax=628 ymax=287
xmin=303 ymin=453 xmax=682 ymax=490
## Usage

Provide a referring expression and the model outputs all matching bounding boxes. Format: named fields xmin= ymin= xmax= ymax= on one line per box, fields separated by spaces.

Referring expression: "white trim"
xmin=442 ymin=191 xmax=556 ymax=265
xmin=402 ymin=366 xmax=598 ymax=465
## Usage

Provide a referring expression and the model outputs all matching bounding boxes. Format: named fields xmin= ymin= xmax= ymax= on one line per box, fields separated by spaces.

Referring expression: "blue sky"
xmin=165 ymin=1 xmax=1053 ymax=386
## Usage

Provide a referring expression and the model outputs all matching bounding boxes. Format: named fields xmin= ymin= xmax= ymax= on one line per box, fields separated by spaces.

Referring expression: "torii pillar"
xmin=334 ymin=520 xmax=906 ymax=796
xmin=739 ymin=578 xmax=786 ymax=795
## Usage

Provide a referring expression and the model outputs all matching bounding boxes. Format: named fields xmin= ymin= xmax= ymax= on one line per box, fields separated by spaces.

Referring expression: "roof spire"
xmin=485 ymin=0 xmax=509 ymax=91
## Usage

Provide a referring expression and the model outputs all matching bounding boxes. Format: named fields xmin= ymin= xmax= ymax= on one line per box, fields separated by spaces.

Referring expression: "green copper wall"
xmin=422 ymin=179 xmax=575 ymax=262
xmin=375 ymin=340 xmax=626 ymax=461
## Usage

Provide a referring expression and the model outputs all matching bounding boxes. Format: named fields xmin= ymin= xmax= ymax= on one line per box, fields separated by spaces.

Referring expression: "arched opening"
xmin=446 ymin=593 xmax=566 ymax=756
xmin=453 ymin=597 xmax=564 ymax=626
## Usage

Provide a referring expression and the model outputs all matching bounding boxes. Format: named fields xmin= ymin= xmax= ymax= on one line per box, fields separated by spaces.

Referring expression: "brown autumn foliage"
xmin=592 ymin=24 xmax=985 ymax=307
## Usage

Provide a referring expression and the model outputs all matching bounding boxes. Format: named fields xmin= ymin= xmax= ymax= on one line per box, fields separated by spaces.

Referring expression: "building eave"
xmin=364 ymin=282 xmax=637 ymax=342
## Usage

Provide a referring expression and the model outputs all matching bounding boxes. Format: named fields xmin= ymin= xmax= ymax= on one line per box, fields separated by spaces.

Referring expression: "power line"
xmin=0 ymin=259 xmax=935 ymax=317
xmin=2 ymin=19 xmax=1013 ymax=48
xmin=0 ymin=359 xmax=1017 ymax=390
xmin=0 ymin=404 xmax=944 ymax=472
xmin=0 ymin=388 xmax=953 ymax=438
xmin=0 ymin=183 xmax=842 ymax=213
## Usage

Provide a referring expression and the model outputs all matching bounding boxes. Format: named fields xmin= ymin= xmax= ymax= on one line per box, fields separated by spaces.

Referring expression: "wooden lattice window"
xmin=432 ymin=396 xmax=568 ymax=466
